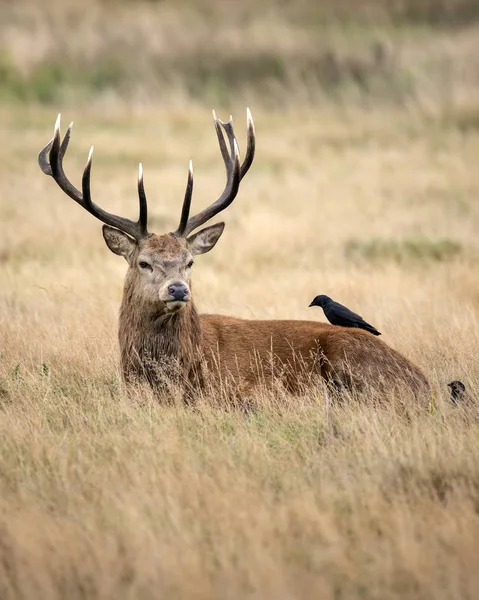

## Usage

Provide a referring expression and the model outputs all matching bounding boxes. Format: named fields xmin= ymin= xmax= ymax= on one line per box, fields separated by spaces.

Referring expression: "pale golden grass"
xmin=1 ymin=100 xmax=479 ymax=598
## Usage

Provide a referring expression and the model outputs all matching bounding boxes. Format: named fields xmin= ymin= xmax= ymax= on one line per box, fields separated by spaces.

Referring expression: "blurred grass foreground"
xmin=1 ymin=0 xmax=479 ymax=110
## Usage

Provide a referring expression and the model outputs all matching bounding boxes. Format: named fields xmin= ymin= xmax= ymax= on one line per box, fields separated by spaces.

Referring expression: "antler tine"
xmin=38 ymin=114 xmax=150 ymax=241
xmin=240 ymin=107 xmax=255 ymax=178
xmin=137 ymin=163 xmax=148 ymax=237
xmin=81 ymin=146 xmax=95 ymax=210
xmin=212 ymin=108 xmax=255 ymax=179
xmin=212 ymin=110 xmax=230 ymax=167
xmin=175 ymin=160 xmax=194 ymax=237
xmin=174 ymin=109 xmax=253 ymax=238
xmin=38 ymin=139 xmax=54 ymax=176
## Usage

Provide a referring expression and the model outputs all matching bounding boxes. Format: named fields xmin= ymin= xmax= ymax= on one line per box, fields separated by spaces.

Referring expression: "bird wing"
xmin=330 ymin=302 xmax=365 ymax=326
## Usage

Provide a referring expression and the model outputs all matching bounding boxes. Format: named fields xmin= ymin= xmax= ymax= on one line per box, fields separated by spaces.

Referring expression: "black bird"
xmin=309 ymin=294 xmax=381 ymax=336
xmin=447 ymin=380 xmax=467 ymax=405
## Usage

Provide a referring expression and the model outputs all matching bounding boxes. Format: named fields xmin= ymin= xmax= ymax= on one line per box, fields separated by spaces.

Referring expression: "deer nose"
xmin=168 ymin=283 xmax=189 ymax=301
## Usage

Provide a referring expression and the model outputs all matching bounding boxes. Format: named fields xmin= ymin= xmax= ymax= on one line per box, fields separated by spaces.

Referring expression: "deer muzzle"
xmin=163 ymin=282 xmax=190 ymax=311
xmin=167 ymin=283 xmax=189 ymax=301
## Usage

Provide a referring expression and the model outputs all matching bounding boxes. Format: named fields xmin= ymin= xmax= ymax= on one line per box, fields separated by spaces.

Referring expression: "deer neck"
xmin=118 ymin=279 xmax=202 ymax=385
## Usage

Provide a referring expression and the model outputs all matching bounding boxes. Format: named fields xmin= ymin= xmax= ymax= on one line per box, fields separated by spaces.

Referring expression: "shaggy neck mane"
xmin=118 ymin=276 xmax=202 ymax=386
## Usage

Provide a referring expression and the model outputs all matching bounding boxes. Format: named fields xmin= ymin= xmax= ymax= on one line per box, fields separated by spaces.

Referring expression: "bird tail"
xmin=363 ymin=323 xmax=381 ymax=336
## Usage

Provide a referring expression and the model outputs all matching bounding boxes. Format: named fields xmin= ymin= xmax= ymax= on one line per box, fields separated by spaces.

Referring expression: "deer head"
xmin=38 ymin=111 xmax=255 ymax=315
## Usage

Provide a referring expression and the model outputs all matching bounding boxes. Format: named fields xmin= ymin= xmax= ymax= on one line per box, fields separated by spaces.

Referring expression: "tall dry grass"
xmin=2 ymin=1 xmax=479 ymax=598
xmin=1 ymin=101 xmax=479 ymax=598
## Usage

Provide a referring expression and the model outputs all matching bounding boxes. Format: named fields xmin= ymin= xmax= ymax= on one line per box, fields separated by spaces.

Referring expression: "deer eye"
xmin=187 ymin=260 xmax=194 ymax=268
xmin=139 ymin=261 xmax=152 ymax=271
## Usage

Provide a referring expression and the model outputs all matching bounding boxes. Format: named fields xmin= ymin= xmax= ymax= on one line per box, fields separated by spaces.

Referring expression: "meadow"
xmin=1 ymin=1 xmax=479 ymax=598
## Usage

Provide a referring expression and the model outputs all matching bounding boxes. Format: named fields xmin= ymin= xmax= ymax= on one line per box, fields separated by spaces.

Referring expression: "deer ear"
xmin=186 ymin=222 xmax=225 ymax=256
xmin=102 ymin=225 xmax=136 ymax=262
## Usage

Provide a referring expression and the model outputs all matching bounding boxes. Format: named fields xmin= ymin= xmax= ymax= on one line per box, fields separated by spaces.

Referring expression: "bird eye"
xmin=187 ymin=260 xmax=194 ymax=268
xmin=139 ymin=261 xmax=152 ymax=271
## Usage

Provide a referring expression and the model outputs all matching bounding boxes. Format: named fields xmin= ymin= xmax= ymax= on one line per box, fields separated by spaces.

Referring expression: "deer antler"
xmin=38 ymin=114 xmax=149 ymax=241
xmin=173 ymin=108 xmax=255 ymax=238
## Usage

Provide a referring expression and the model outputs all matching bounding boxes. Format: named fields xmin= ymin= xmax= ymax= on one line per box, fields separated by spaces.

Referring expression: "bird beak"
xmin=308 ymin=301 xmax=314 ymax=307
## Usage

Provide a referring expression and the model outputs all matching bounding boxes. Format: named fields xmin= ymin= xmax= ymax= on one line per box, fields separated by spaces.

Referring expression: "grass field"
xmin=2 ymin=1 xmax=479 ymax=598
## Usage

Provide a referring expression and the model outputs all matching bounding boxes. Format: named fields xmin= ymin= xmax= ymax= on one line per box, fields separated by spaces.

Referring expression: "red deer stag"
xmin=38 ymin=111 xmax=430 ymax=402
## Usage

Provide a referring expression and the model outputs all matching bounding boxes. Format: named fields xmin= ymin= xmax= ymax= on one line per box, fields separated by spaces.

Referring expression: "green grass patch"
xmin=0 ymin=53 xmax=126 ymax=104
xmin=345 ymin=237 xmax=463 ymax=265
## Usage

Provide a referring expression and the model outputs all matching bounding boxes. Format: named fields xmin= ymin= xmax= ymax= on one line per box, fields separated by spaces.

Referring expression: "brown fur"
xmin=109 ymin=230 xmax=431 ymax=404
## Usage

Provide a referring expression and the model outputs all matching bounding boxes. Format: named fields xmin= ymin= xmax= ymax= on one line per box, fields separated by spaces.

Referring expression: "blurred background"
xmin=1 ymin=0 xmax=478 ymax=112
xmin=1 ymin=0 xmax=479 ymax=377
